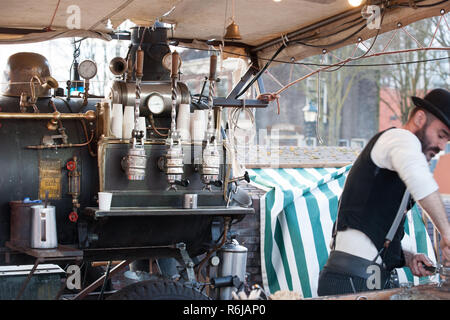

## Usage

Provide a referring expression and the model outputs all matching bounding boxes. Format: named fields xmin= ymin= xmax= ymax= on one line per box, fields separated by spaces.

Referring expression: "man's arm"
xmin=418 ymin=190 xmax=450 ymax=265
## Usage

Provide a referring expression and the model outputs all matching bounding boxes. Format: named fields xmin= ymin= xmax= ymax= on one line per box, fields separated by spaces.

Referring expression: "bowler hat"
xmin=411 ymin=88 xmax=450 ymax=129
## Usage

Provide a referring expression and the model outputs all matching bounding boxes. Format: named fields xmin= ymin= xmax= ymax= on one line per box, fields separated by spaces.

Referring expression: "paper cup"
xmin=137 ymin=117 xmax=147 ymax=140
xmin=190 ymin=109 xmax=206 ymax=141
xmin=177 ymin=104 xmax=191 ymax=142
xmin=98 ymin=192 xmax=113 ymax=211
xmin=111 ymin=104 xmax=123 ymax=139
xmin=123 ymin=106 xmax=135 ymax=140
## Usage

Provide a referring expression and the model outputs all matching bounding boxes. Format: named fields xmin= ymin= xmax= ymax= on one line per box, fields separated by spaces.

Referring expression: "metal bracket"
xmin=176 ymin=242 xmax=196 ymax=284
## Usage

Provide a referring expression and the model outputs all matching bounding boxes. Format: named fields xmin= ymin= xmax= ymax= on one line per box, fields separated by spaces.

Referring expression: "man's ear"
xmin=413 ymin=109 xmax=427 ymax=129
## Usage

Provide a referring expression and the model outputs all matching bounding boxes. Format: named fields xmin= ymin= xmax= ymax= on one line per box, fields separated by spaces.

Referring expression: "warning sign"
xmin=39 ymin=159 xmax=61 ymax=200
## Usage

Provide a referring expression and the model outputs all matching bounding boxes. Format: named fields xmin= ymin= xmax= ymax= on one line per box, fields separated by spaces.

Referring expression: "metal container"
xmin=3 ymin=52 xmax=53 ymax=97
xmin=218 ymin=239 xmax=248 ymax=300
xmin=183 ymin=194 xmax=198 ymax=209
xmin=9 ymin=200 xmax=40 ymax=247
xmin=30 ymin=205 xmax=58 ymax=249
xmin=122 ymin=144 xmax=147 ymax=181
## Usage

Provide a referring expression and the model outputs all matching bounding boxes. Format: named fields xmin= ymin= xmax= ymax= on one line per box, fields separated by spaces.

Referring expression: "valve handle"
xmin=209 ymin=54 xmax=217 ymax=81
xmin=136 ymin=47 xmax=144 ymax=78
xmin=68 ymin=211 xmax=78 ymax=223
xmin=176 ymin=178 xmax=190 ymax=188
xmin=66 ymin=160 xmax=76 ymax=171
xmin=171 ymin=51 xmax=180 ymax=79
xmin=212 ymin=180 xmax=223 ymax=188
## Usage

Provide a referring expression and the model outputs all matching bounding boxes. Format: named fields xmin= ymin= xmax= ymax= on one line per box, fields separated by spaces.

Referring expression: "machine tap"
xmin=123 ymin=47 xmax=147 ymax=181
xmin=164 ymin=51 xmax=189 ymax=190
xmin=200 ymin=54 xmax=222 ymax=191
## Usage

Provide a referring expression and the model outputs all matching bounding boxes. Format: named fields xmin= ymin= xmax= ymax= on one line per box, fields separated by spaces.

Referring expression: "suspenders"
xmin=331 ymin=189 xmax=411 ymax=265
xmin=373 ymin=190 xmax=410 ymax=265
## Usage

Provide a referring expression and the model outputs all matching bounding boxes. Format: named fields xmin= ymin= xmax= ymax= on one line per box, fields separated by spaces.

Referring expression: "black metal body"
xmin=80 ymin=139 xmax=251 ymax=259
xmin=0 ymin=95 xmax=99 ymax=264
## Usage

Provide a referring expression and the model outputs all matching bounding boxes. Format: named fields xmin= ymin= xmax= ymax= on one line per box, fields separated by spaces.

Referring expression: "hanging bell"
xmin=224 ymin=21 xmax=242 ymax=41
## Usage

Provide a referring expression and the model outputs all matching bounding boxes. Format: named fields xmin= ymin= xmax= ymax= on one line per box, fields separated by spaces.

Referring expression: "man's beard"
xmin=415 ymin=125 xmax=440 ymax=160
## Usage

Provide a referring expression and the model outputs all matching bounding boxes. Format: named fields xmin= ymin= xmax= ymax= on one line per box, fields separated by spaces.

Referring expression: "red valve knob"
xmin=66 ymin=160 xmax=76 ymax=171
xmin=69 ymin=211 xmax=78 ymax=222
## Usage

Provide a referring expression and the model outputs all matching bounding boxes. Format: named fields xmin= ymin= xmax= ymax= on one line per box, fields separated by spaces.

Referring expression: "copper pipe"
xmin=196 ymin=217 xmax=231 ymax=281
xmin=0 ymin=110 xmax=96 ymax=121
xmin=91 ymin=261 xmax=123 ymax=267
xmin=149 ymin=113 xmax=169 ymax=137
xmin=80 ymin=119 xmax=97 ymax=157
xmin=26 ymin=128 xmax=94 ymax=149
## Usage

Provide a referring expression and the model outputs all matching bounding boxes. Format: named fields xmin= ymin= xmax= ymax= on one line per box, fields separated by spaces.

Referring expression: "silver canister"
xmin=218 ymin=239 xmax=248 ymax=300
xmin=183 ymin=194 xmax=198 ymax=209
xmin=123 ymin=144 xmax=147 ymax=181
xmin=30 ymin=205 xmax=58 ymax=249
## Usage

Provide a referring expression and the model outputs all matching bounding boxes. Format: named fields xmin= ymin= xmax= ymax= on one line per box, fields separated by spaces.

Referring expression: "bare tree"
xmin=377 ymin=17 xmax=449 ymax=124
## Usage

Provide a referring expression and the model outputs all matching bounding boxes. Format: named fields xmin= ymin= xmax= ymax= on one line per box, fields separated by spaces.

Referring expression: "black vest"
xmin=336 ymin=128 xmax=412 ymax=271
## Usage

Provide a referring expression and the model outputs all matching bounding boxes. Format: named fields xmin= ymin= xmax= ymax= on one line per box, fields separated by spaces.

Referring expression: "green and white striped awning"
xmin=248 ymin=165 xmax=437 ymax=298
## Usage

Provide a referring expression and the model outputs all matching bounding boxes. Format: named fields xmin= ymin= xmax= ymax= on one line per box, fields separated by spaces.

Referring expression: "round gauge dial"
xmin=162 ymin=53 xmax=182 ymax=72
xmin=147 ymin=94 xmax=165 ymax=114
xmin=78 ymin=59 xmax=97 ymax=80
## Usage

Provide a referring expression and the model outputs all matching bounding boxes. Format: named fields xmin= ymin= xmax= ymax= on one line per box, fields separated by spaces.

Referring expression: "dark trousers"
xmin=317 ymin=250 xmax=397 ymax=296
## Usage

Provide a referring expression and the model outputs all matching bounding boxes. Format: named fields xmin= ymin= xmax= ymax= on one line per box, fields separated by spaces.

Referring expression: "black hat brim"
xmin=411 ymin=96 xmax=450 ymax=129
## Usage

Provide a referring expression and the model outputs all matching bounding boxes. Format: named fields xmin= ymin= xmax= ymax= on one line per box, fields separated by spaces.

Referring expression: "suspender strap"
xmin=373 ymin=189 xmax=410 ymax=264
xmin=383 ymin=190 xmax=410 ymax=248
xmin=331 ymin=199 xmax=343 ymax=251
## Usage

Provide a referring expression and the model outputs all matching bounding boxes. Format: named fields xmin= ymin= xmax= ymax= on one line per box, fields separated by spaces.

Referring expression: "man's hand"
xmin=404 ymin=251 xmax=434 ymax=277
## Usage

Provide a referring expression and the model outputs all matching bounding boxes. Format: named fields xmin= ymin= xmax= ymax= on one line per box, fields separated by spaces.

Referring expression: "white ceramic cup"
xmin=111 ymin=104 xmax=123 ymax=139
xmin=98 ymin=192 xmax=113 ymax=211
xmin=123 ymin=106 xmax=135 ymax=140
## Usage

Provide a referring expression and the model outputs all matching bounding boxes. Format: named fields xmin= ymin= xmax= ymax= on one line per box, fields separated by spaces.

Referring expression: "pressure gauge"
xmin=147 ymin=93 xmax=165 ymax=114
xmin=162 ymin=53 xmax=182 ymax=71
xmin=78 ymin=59 xmax=97 ymax=80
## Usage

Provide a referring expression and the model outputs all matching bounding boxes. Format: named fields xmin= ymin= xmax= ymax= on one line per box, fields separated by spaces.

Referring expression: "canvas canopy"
xmin=0 ymin=0 xmax=448 ymax=63
xmin=248 ymin=165 xmax=438 ymax=298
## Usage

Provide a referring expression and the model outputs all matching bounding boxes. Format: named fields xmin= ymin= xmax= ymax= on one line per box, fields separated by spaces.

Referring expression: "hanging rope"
xmin=44 ymin=0 xmax=61 ymax=32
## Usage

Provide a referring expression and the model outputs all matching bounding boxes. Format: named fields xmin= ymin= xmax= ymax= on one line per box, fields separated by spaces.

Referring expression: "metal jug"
xmin=218 ymin=239 xmax=248 ymax=300
xmin=30 ymin=205 xmax=57 ymax=249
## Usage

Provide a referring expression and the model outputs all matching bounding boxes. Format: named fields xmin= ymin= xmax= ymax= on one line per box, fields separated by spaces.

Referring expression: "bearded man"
xmin=317 ymin=88 xmax=450 ymax=296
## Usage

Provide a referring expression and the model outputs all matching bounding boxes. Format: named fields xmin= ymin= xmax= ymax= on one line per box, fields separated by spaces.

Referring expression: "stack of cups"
xmin=177 ymin=104 xmax=191 ymax=142
xmin=123 ymin=106 xmax=135 ymax=140
xmin=111 ymin=104 xmax=123 ymax=139
xmin=190 ymin=109 xmax=206 ymax=142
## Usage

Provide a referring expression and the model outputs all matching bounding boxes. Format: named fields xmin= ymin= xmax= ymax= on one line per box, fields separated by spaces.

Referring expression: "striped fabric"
xmin=247 ymin=165 xmax=437 ymax=298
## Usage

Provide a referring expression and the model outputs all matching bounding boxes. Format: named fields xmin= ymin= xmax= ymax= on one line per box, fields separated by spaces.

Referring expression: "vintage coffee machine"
xmin=78 ymin=25 xmax=253 ymax=278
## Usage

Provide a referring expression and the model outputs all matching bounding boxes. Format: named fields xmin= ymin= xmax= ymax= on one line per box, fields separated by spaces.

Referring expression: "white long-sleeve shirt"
xmin=335 ymin=128 xmax=439 ymax=262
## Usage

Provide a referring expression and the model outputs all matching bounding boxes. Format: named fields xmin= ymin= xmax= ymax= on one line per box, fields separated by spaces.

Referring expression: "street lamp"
xmin=303 ymin=101 xmax=318 ymax=123
xmin=302 ymin=101 xmax=318 ymax=146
